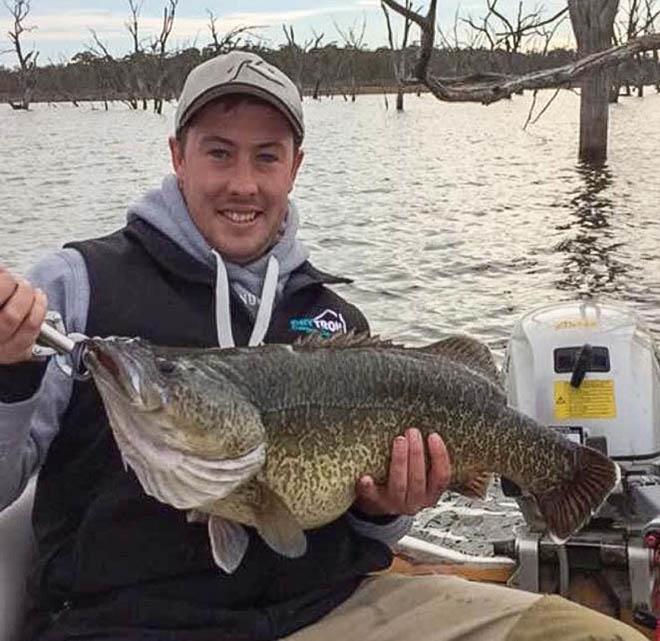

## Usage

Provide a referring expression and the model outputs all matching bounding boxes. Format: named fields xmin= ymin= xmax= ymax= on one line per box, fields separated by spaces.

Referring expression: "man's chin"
xmin=213 ymin=240 xmax=271 ymax=265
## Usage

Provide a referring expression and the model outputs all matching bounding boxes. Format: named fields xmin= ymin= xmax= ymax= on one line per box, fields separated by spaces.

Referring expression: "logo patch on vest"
xmin=289 ymin=309 xmax=347 ymax=337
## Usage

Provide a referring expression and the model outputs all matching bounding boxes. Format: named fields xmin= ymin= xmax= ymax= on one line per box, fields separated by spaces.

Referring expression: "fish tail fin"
xmin=534 ymin=446 xmax=620 ymax=541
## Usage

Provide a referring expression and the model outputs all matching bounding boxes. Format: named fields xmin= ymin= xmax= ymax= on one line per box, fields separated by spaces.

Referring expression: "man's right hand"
xmin=0 ymin=267 xmax=48 ymax=365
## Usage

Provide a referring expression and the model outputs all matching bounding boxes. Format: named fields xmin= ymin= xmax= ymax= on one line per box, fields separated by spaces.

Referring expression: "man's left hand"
xmin=353 ymin=429 xmax=451 ymax=517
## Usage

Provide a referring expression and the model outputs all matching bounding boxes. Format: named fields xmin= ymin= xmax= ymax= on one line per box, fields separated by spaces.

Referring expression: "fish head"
xmin=84 ymin=337 xmax=170 ymax=411
xmin=83 ymin=337 xmax=265 ymax=459
xmin=83 ymin=336 xmax=266 ymax=511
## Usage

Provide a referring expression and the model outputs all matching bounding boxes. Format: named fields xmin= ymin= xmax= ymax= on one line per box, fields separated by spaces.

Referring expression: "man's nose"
xmin=227 ymin=157 xmax=258 ymax=197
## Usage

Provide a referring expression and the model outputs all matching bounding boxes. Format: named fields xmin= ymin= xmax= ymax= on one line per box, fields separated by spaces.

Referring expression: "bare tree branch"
xmin=523 ymin=12 xmax=568 ymax=128
xmin=4 ymin=0 xmax=38 ymax=108
xmin=480 ymin=0 xmax=569 ymax=53
xmin=87 ymin=28 xmax=114 ymax=60
xmin=381 ymin=0 xmax=429 ymax=30
xmin=150 ymin=0 xmax=179 ymax=56
xmin=126 ymin=0 xmax=144 ymax=55
xmin=382 ymin=1 xmax=396 ymax=50
xmin=335 ymin=16 xmax=368 ymax=100
xmin=207 ymin=10 xmax=262 ymax=53
xmin=462 ymin=13 xmax=496 ymax=50
xmin=384 ymin=0 xmax=660 ymax=104
xmin=528 ymin=87 xmax=561 ymax=126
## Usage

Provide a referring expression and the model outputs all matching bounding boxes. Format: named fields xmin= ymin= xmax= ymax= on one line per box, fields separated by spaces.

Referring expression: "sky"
xmin=0 ymin=0 xmax=575 ymax=65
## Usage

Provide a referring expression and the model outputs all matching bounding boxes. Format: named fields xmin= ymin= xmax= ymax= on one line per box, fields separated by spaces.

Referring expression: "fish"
xmin=82 ymin=332 xmax=620 ymax=573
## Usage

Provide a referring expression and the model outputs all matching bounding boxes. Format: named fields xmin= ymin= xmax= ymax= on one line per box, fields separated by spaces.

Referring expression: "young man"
xmin=0 ymin=52 xmax=647 ymax=641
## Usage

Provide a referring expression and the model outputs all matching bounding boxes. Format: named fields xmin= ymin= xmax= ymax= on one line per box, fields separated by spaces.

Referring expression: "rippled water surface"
xmin=2 ymin=91 xmax=659 ymax=351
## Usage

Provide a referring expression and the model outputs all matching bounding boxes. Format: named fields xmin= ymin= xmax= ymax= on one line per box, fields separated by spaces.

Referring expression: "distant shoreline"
xmin=0 ymin=83 xmax=429 ymax=107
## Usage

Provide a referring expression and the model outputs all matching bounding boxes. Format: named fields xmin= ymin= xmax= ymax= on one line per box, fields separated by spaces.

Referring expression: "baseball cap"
xmin=174 ymin=51 xmax=304 ymax=142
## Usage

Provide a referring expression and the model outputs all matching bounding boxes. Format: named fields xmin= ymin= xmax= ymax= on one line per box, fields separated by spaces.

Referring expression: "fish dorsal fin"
xmin=294 ymin=330 xmax=403 ymax=351
xmin=293 ymin=331 xmax=502 ymax=389
xmin=419 ymin=335 xmax=501 ymax=388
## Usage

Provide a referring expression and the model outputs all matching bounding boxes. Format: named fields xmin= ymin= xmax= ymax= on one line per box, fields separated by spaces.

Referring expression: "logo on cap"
xmin=227 ymin=59 xmax=287 ymax=90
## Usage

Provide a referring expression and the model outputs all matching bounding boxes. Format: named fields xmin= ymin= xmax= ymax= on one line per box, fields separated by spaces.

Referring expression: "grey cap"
xmin=175 ymin=51 xmax=304 ymax=142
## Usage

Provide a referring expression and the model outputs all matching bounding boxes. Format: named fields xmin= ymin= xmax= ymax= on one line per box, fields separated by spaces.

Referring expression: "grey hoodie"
xmin=0 ymin=176 xmax=412 ymax=544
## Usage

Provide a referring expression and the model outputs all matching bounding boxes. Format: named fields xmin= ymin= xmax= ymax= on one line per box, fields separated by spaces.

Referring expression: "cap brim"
xmin=177 ymin=82 xmax=303 ymax=141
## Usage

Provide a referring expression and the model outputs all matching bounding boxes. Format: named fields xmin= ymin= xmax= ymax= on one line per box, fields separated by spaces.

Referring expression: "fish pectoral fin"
xmin=208 ymin=515 xmax=250 ymax=574
xmin=449 ymin=471 xmax=492 ymax=499
xmin=253 ymin=484 xmax=307 ymax=559
xmin=419 ymin=335 xmax=502 ymax=389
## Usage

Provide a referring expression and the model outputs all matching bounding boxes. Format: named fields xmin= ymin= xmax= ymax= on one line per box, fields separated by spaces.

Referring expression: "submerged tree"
xmin=335 ymin=17 xmax=368 ymax=101
xmin=382 ymin=0 xmax=660 ymax=162
xmin=150 ymin=0 xmax=179 ymax=114
xmin=569 ymin=0 xmax=618 ymax=163
xmin=612 ymin=0 xmax=660 ymax=98
xmin=3 ymin=0 xmax=38 ymax=110
xmin=381 ymin=0 xmax=414 ymax=110
xmin=125 ymin=0 xmax=149 ymax=110
xmin=279 ymin=25 xmax=324 ymax=98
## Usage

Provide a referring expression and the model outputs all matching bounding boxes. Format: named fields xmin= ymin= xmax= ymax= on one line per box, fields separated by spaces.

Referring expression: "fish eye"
xmin=156 ymin=358 xmax=176 ymax=375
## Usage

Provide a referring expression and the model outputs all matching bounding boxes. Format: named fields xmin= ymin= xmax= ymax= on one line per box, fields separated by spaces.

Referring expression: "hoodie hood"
xmin=126 ymin=174 xmax=310 ymax=347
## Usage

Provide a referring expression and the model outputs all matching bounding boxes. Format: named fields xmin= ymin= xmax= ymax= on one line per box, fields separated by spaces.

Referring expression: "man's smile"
xmin=218 ymin=210 xmax=261 ymax=224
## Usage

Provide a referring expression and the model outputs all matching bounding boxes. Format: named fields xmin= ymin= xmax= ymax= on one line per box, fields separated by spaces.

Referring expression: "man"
xmin=0 ymin=51 xmax=646 ymax=641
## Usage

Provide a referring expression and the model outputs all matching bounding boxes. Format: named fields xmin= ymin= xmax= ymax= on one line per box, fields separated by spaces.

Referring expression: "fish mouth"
xmin=84 ymin=338 xmax=154 ymax=407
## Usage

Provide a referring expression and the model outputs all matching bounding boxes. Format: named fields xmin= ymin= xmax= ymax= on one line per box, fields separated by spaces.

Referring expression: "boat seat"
xmin=0 ymin=478 xmax=36 ymax=641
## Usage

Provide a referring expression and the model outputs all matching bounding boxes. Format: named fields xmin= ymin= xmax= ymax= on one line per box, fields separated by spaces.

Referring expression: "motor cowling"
xmin=504 ymin=300 xmax=660 ymax=458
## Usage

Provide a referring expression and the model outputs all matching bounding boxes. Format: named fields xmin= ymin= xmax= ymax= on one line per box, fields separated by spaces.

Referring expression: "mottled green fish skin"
xmin=201 ymin=345 xmax=575 ymax=528
xmin=87 ymin=338 xmax=614 ymax=540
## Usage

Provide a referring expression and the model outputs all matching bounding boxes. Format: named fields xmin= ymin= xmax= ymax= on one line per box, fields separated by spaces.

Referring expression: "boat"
xmin=1 ymin=300 xmax=659 ymax=640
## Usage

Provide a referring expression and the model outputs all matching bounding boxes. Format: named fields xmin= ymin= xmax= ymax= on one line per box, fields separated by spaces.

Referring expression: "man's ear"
xmin=288 ymin=148 xmax=304 ymax=193
xmin=169 ymin=136 xmax=184 ymax=179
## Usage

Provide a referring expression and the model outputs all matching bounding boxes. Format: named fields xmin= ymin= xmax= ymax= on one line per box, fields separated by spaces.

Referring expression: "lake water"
xmin=1 ymin=91 xmax=659 ymax=559
xmin=2 ymin=91 xmax=659 ymax=352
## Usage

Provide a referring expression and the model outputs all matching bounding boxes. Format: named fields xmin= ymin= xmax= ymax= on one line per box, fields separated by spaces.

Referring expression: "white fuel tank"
xmin=504 ymin=301 xmax=660 ymax=458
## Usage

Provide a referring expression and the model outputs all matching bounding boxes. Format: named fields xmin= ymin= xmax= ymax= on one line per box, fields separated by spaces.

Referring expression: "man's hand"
xmin=0 ymin=267 xmax=47 ymax=365
xmin=353 ymin=429 xmax=451 ymax=517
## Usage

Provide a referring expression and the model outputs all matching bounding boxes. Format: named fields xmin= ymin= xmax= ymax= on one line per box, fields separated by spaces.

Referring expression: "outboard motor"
xmin=504 ymin=300 xmax=660 ymax=461
xmin=502 ymin=301 xmax=660 ymax=631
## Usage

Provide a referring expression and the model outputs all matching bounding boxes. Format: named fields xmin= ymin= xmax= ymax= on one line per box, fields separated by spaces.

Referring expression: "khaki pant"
xmin=285 ymin=574 xmax=648 ymax=641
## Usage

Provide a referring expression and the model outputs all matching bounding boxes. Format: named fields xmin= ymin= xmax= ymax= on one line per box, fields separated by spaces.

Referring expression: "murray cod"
xmin=83 ymin=333 xmax=619 ymax=573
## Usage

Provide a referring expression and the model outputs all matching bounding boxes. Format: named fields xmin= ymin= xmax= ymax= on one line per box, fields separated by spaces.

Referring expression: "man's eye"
xmin=258 ymin=153 xmax=278 ymax=162
xmin=210 ymin=149 xmax=229 ymax=159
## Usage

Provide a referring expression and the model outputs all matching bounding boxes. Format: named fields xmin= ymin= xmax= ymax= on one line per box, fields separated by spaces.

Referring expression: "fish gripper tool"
xmin=35 ymin=311 xmax=90 ymax=381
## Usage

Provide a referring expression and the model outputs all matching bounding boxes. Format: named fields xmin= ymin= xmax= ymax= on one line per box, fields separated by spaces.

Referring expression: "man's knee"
xmin=506 ymin=594 xmax=649 ymax=641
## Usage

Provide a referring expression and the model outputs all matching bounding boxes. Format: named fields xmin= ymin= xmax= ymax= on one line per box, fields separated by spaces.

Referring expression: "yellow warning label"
xmin=554 ymin=380 xmax=616 ymax=420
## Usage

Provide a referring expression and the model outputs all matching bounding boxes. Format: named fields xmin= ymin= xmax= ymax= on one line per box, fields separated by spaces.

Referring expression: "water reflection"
xmin=554 ymin=162 xmax=628 ymax=297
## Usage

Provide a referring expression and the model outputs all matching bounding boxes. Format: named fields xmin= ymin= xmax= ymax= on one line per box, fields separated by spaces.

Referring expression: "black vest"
xmin=28 ymin=220 xmax=391 ymax=641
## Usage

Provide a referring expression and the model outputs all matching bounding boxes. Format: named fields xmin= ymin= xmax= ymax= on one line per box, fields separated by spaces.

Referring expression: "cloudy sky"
xmin=0 ymin=0 xmax=574 ymax=64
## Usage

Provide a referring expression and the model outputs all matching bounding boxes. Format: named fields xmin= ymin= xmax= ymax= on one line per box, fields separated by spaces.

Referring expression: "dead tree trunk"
xmin=5 ymin=0 xmax=38 ymax=110
xmin=150 ymin=0 xmax=179 ymax=114
xmin=335 ymin=18 xmax=367 ymax=102
xmin=382 ymin=0 xmax=414 ymax=111
xmin=636 ymin=52 xmax=645 ymax=94
xmin=568 ymin=0 xmax=619 ymax=164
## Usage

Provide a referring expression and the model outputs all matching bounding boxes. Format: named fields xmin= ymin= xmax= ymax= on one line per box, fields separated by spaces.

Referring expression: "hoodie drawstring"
xmin=213 ymin=251 xmax=280 ymax=348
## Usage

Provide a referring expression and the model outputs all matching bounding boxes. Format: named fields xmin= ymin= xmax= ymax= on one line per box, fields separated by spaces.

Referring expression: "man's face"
xmin=169 ymin=98 xmax=304 ymax=264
